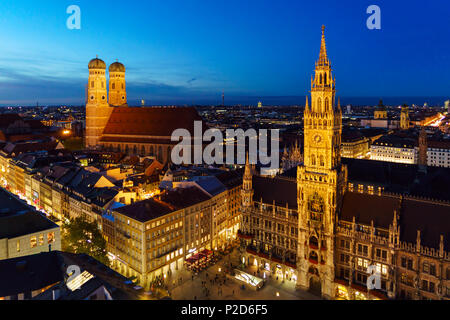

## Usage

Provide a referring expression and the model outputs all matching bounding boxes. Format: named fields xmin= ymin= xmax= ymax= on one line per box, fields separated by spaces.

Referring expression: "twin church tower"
xmin=85 ymin=58 xmax=127 ymax=148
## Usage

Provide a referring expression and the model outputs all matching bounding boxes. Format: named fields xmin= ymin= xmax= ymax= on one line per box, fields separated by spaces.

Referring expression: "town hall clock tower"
xmin=296 ymin=26 xmax=348 ymax=299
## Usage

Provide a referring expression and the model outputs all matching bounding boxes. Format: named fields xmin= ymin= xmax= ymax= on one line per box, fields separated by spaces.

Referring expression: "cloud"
xmin=0 ymin=65 xmax=224 ymax=106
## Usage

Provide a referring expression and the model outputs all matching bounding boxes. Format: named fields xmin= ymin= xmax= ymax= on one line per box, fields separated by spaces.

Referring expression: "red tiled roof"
xmin=102 ymin=106 xmax=205 ymax=137
xmin=340 ymin=192 xmax=400 ymax=228
xmin=99 ymin=136 xmax=174 ymax=144
xmin=2 ymin=139 xmax=59 ymax=157
xmin=400 ymin=198 xmax=450 ymax=249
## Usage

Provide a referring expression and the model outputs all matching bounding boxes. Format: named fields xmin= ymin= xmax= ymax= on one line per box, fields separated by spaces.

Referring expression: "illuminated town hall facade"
xmin=239 ymin=27 xmax=450 ymax=300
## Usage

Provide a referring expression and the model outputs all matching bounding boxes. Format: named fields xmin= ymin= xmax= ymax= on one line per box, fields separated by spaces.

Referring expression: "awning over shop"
xmin=351 ymin=283 xmax=368 ymax=293
xmin=370 ymin=289 xmax=389 ymax=300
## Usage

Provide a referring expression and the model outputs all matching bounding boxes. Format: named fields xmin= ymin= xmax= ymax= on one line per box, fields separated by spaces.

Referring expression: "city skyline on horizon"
xmin=0 ymin=1 xmax=449 ymax=106
xmin=0 ymin=95 xmax=448 ymax=108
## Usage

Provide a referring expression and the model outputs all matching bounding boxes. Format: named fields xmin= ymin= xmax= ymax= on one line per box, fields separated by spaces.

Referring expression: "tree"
xmin=61 ymin=216 xmax=109 ymax=266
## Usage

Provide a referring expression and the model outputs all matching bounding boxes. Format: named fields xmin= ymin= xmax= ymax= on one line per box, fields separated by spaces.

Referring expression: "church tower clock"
xmin=296 ymin=26 xmax=348 ymax=299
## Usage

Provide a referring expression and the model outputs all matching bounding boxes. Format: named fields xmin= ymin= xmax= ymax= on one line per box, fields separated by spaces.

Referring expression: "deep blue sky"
xmin=0 ymin=0 xmax=449 ymax=106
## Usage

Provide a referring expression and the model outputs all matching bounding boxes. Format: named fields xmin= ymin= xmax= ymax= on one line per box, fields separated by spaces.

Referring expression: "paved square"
xmin=166 ymin=248 xmax=321 ymax=300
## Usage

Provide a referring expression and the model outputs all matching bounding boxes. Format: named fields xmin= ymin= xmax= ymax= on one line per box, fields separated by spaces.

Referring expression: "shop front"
xmin=351 ymin=283 xmax=369 ymax=300
xmin=275 ymin=264 xmax=283 ymax=277
xmin=335 ymin=285 xmax=350 ymax=300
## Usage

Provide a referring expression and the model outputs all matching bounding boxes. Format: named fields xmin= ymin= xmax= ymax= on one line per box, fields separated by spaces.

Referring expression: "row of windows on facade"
xmin=116 ymin=236 xmax=182 ymax=261
xmin=400 ymin=257 xmax=450 ymax=278
xmin=339 ymin=244 xmax=450 ymax=288
xmin=340 ymin=239 xmax=388 ymax=260
xmin=251 ymin=236 xmax=298 ymax=250
xmin=400 ymin=273 xmax=450 ymax=297
xmin=90 ymin=81 xmax=124 ymax=90
xmin=339 ymin=253 xmax=389 ymax=275
xmin=18 ymin=232 xmax=56 ymax=251
xmin=249 ymin=218 xmax=299 ymax=236
xmin=338 ymin=267 xmax=389 ymax=290
xmin=254 ymin=203 xmax=297 ymax=216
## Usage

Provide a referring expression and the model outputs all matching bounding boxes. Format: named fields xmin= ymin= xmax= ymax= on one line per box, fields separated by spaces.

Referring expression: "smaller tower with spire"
xmin=241 ymin=153 xmax=254 ymax=209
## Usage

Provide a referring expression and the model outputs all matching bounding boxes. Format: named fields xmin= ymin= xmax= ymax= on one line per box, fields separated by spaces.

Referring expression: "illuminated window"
xmin=47 ymin=232 xmax=55 ymax=244
xmin=382 ymin=265 xmax=388 ymax=275
xmin=357 ymin=258 xmax=363 ymax=267
xmin=16 ymin=240 xmax=20 ymax=252
xmin=30 ymin=236 xmax=37 ymax=248
xmin=39 ymin=234 xmax=44 ymax=246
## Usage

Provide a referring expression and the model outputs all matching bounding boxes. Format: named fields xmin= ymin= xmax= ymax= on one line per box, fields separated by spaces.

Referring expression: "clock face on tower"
xmin=313 ymin=134 xmax=322 ymax=144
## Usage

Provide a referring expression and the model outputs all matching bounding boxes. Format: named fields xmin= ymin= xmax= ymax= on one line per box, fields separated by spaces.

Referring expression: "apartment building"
xmin=370 ymin=135 xmax=418 ymax=164
xmin=0 ymin=188 xmax=61 ymax=261
xmin=111 ymin=187 xmax=211 ymax=287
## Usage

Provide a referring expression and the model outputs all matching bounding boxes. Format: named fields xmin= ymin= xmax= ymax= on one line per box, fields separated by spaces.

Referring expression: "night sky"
xmin=0 ymin=0 xmax=449 ymax=106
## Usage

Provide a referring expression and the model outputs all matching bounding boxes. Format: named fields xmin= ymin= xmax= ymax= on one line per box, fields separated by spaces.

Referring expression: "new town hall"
xmin=239 ymin=27 xmax=450 ymax=300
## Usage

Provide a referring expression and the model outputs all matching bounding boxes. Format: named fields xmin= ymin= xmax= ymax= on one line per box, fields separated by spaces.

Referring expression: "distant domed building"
xmin=374 ymin=99 xmax=387 ymax=119
xmin=85 ymin=58 xmax=205 ymax=163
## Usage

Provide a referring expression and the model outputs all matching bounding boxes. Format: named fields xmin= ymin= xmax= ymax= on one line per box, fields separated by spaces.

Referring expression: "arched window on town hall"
xmin=317 ymin=98 xmax=322 ymax=113
xmin=309 ymin=236 xmax=319 ymax=248
xmin=320 ymin=155 xmax=324 ymax=167
xmin=311 ymin=154 xmax=316 ymax=166
xmin=112 ymin=83 xmax=115 ymax=90
xmin=149 ymin=145 xmax=154 ymax=156
xmin=158 ymin=146 xmax=163 ymax=161
xmin=325 ymin=98 xmax=329 ymax=112
xmin=324 ymin=72 xmax=327 ymax=85
xmin=309 ymin=251 xmax=318 ymax=263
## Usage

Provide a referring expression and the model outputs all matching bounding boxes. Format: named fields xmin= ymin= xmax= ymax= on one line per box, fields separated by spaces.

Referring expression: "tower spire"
xmin=244 ymin=152 xmax=252 ymax=178
xmin=318 ymin=25 xmax=328 ymax=66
